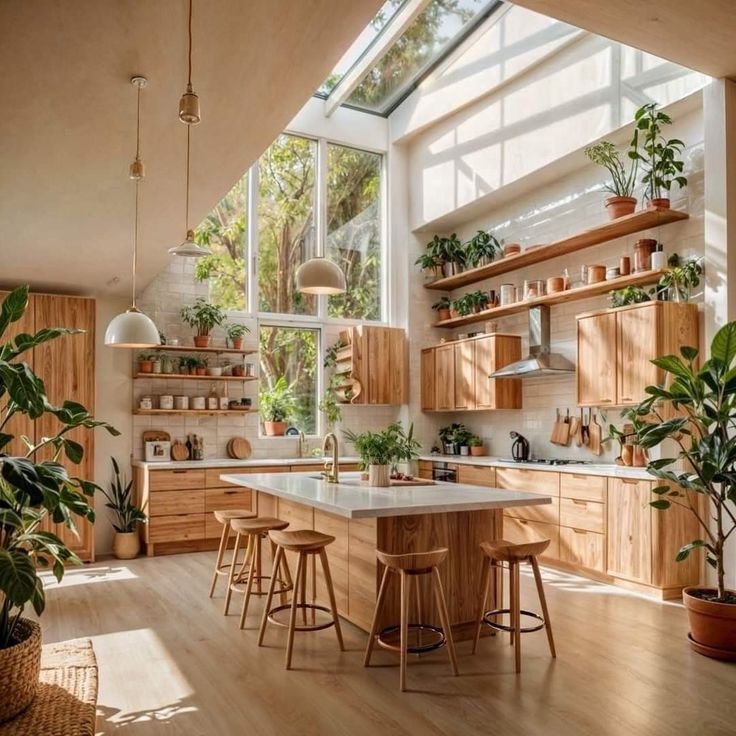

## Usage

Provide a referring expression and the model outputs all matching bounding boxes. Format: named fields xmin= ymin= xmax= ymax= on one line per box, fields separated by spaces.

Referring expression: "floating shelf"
xmin=134 ymin=373 xmax=257 ymax=382
xmin=434 ymin=270 xmax=666 ymax=328
xmin=149 ymin=345 xmax=257 ymax=355
xmin=133 ymin=409 xmax=253 ymax=416
xmin=424 ymin=208 xmax=688 ymax=291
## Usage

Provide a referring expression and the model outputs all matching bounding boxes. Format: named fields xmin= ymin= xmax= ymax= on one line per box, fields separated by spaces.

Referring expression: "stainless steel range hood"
xmin=489 ymin=305 xmax=575 ymax=378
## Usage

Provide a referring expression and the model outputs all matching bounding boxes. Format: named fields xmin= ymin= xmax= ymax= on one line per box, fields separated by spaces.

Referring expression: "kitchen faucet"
xmin=321 ymin=432 xmax=340 ymax=484
xmin=298 ymin=430 xmax=308 ymax=459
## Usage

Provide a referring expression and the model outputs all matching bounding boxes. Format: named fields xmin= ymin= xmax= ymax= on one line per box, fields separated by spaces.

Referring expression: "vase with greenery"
xmin=622 ymin=323 xmax=736 ymax=658
xmin=440 ymin=233 xmax=466 ymax=277
xmin=225 ymin=322 xmax=250 ymax=350
xmin=0 ymin=286 xmax=118 ymax=720
xmin=100 ymin=458 xmax=147 ymax=560
xmin=465 ymin=230 xmax=500 ymax=268
xmin=658 ymin=254 xmax=703 ymax=303
xmin=259 ymin=376 xmax=296 ymax=436
xmin=631 ymin=102 xmax=687 ymax=208
xmin=468 ymin=435 xmax=485 ymax=457
xmin=609 ymin=285 xmax=651 ymax=308
xmin=438 ymin=423 xmax=470 ymax=455
xmin=343 ymin=423 xmax=420 ymax=487
xmin=180 ymin=298 xmax=226 ymax=348
xmin=584 ymin=137 xmax=640 ymax=219
xmin=432 ymin=296 xmax=452 ymax=322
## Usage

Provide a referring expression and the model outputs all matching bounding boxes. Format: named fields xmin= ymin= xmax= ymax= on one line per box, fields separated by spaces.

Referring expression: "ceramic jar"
xmin=160 ymin=395 xmax=174 ymax=410
xmin=634 ymin=239 xmax=657 ymax=272
xmin=191 ymin=396 xmax=206 ymax=410
xmin=174 ymin=395 xmax=189 ymax=410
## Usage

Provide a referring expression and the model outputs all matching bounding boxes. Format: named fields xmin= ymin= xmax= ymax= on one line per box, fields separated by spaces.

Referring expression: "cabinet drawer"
xmin=559 ymin=497 xmax=605 ymax=533
xmin=204 ymin=488 xmax=253 ymax=513
xmin=457 ymin=464 xmax=495 ymax=487
xmin=148 ymin=490 xmax=204 ymax=517
xmin=149 ymin=514 xmax=204 ymax=543
xmin=496 ymin=468 xmax=559 ymax=496
xmin=560 ymin=473 xmax=607 ymax=502
xmin=504 ymin=495 xmax=558 ymax=525
xmin=277 ymin=498 xmax=314 ymax=529
xmin=560 ymin=527 xmax=605 ymax=572
xmin=204 ymin=466 xmax=287 ymax=488
xmin=503 ymin=517 xmax=559 ymax=560
xmin=150 ymin=469 xmax=206 ymax=491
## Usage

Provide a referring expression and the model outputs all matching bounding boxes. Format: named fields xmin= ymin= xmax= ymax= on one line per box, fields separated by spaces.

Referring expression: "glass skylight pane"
xmin=347 ymin=0 xmax=493 ymax=113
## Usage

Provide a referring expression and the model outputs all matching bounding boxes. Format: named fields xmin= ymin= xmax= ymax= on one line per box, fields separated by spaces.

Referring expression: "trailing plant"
xmin=622 ymin=322 xmax=736 ymax=603
xmin=99 ymin=458 xmax=147 ymax=533
xmin=631 ymin=103 xmax=687 ymax=201
xmin=343 ymin=422 xmax=420 ymax=468
xmin=259 ymin=376 xmax=296 ymax=423
xmin=584 ymin=138 xmax=639 ymax=198
xmin=180 ymin=298 xmax=226 ymax=337
xmin=225 ymin=322 xmax=250 ymax=340
xmin=319 ymin=387 xmax=342 ymax=428
xmin=658 ymin=254 xmax=703 ymax=302
xmin=0 ymin=286 xmax=119 ymax=649
xmin=465 ymin=230 xmax=501 ymax=268
xmin=323 ymin=339 xmax=346 ymax=369
xmin=609 ymin=285 xmax=651 ymax=308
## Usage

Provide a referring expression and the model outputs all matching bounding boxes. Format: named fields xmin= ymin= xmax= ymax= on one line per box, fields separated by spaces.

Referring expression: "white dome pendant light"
xmin=169 ymin=0 xmax=210 ymax=257
xmin=105 ymin=76 xmax=160 ymax=348
xmin=295 ymin=255 xmax=346 ymax=295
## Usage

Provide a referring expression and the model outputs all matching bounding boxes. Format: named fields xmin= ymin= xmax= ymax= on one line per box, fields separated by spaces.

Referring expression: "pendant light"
xmin=169 ymin=0 xmax=210 ymax=257
xmin=295 ymin=255 xmax=347 ymax=294
xmin=104 ymin=76 xmax=160 ymax=348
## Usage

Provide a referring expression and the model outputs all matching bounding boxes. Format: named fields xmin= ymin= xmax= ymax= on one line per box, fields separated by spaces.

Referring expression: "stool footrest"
xmin=230 ymin=574 xmax=291 ymax=597
xmin=481 ymin=608 xmax=546 ymax=634
xmin=377 ymin=624 xmax=446 ymax=655
xmin=267 ymin=603 xmax=336 ymax=632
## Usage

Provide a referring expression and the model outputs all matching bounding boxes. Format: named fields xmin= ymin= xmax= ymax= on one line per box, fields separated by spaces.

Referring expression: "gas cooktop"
xmin=501 ymin=458 xmax=591 ymax=466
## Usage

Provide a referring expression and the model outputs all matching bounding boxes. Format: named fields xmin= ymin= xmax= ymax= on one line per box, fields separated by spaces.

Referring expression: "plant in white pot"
xmin=259 ymin=376 xmax=296 ymax=437
xmin=0 ymin=286 xmax=118 ymax=722
xmin=344 ymin=423 xmax=420 ymax=487
xmin=623 ymin=322 xmax=736 ymax=659
xmin=100 ymin=458 xmax=147 ymax=560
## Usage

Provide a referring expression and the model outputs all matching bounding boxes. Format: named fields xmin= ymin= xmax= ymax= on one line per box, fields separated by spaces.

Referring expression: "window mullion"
xmin=316 ymin=137 xmax=329 ymax=320
xmin=247 ymin=161 xmax=259 ymax=317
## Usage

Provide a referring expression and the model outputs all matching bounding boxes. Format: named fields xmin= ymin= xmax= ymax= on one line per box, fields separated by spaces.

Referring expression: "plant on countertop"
xmin=658 ymin=254 xmax=703 ymax=302
xmin=100 ymin=458 xmax=147 ymax=560
xmin=439 ymin=422 xmax=471 ymax=453
xmin=622 ymin=323 xmax=736 ymax=658
xmin=465 ymin=230 xmax=501 ymax=268
xmin=343 ymin=422 xmax=420 ymax=483
xmin=180 ymin=298 xmax=226 ymax=347
xmin=259 ymin=376 xmax=296 ymax=435
xmin=468 ymin=434 xmax=485 ymax=456
xmin=609 ymin=285 xmax=651 ymax=308
xmin=0 ymin=286 xmax=118 ymax=716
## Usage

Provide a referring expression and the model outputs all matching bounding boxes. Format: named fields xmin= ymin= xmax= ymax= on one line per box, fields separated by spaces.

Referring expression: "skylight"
xmin=317 ymin=0 xmax=502 ymax=117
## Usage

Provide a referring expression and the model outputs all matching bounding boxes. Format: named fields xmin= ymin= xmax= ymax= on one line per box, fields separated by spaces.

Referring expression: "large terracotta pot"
xmin=0 ymin=618 xmax=41 ymax=723
xmin=193 ymin=335 xmax=210 ymax=348
xmin=231 ymin=337 xmax=244 ymax=350
xmin=683 ymin=587 xmax=736 ymax=660
xmin=368 ymin=464 xmax=390 ymax=487
xmin=264 ymin=421 xmax=287 ymax=437
xmin=605 ymin=196 xmax=637 ymax=219
xmin=113 ymin=531 xmax=140 ymax=560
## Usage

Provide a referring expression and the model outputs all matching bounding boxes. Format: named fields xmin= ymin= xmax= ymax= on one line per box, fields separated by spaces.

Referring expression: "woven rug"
xmin=0 ymin=638 xmax=98 ymax=736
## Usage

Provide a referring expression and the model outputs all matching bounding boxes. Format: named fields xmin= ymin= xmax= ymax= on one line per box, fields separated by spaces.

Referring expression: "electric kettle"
xmin=510 ymin=431 xmax=530 ymax=462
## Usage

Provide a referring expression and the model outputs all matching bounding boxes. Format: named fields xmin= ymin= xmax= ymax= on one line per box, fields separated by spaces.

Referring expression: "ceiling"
xmin=510 ymin=0 xmax=735 ymax=79
xmin=0 ymin=0 xmax=382 ymax=298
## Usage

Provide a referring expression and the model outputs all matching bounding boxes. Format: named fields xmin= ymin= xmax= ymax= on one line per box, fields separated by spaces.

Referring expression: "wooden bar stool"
xmin=208 ymin=509 xmax=256 ymax=597
xmin=364 ymin=548 xmax=459 ymax=692
xmin=472 ymin=539 xmax=556 ymax=673
xmin=223 ymin=517 xmax=293 ymax=624
xmin=258 ymin=529 xmax=344 ymax=670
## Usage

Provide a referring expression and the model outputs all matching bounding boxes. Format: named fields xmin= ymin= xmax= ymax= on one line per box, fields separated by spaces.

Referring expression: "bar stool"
xmin=364 ymin=548 xmax=459 ymax=692
xmin=258 ymin=529 xmax=344 ymax=670
xmin=223 ymin=517 xmax=293 ymax=624
xmin=208 ymin=509 xmax=256 ymax=597
xmin=472 ymin=539 xmax=556 ymax=673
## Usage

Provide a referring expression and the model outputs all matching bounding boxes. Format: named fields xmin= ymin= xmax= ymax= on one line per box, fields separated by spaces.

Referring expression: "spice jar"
xmin=619 ymin=256 xmax=631 ymax=276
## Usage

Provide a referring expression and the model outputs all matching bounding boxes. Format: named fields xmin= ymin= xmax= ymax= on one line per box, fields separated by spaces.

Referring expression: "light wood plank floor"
xmin=39 ymin=551 xmax=734 ymax=736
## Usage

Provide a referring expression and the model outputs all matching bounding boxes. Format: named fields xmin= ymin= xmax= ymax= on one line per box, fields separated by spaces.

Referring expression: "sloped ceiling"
xmin=0 ymin=0 xmax=382 ymax=297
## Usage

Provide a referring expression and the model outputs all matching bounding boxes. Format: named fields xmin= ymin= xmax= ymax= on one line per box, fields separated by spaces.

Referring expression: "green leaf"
xmin=651 ymin=485 xmax=670 ymax=495
xmin=0 ymin=548 xmax=42 ymax=612
xmin=711 ymin=322 xmax=736 ymax=366
xmin=680 ymin=345 xmax=699 ymax=362
xmin=63 ymin=439 xmax=84 ymax=464
xmin=651 ymin=354 xmax=691 ymax=379
xmin=650 ymin=499 xmax=671 ymax=510
xmin=0 ymin=286 xmax=29 ymax=339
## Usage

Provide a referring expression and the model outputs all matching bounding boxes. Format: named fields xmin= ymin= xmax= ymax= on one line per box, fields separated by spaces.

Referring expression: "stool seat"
xmin=231 ymin=516 xmax=289 ymax=535
xmin=269 ymin=529 xmax=334 ymax=552
xmin=480 ymin=538 xmax=550 ymax=562
xmin=214 ymin=509 xmax=256 ymax=525
xmin=377 ymin=548 xmax=448 ymax=572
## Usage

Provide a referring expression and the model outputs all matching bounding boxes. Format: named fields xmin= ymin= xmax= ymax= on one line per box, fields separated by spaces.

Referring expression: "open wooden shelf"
xmin=150 ymin=345 xmax=257 ymax=355
xmin=434 ymin=269 xmax=666 ymax=328
xmin=424 ymin=208 xmax=688 ymax=291
xmin=133 ymin=409 xmax=253 ymax=416
xmin=134 ymin=373 xmax=257 ymax=382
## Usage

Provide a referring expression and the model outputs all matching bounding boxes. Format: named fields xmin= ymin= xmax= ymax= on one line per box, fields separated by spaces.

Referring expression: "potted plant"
xmin=432 ymin=296 xmax=452 ymax=322
xmin=609 ymin=285 xmax=651 ymax=308
xmin=439 ymin=423 xmax=469 ymax=455
xmin=631 ymin=102 xmax=687 ymax=209
xmin=259 ymin=376 xmax=295 ymax=436
xmin=469 ymin=290 xmax=489 ymax=313
xmin=0 ymin=286 xmax=117 ymax=721
xmin=440 ymin=233 xmax=466 ymax=277
xmin=225 ymin=322 xmax=250 ymax=351
xmin=195 ymin=357 xmax=208 ymax=376
xmin=99 ymin=458 xmax=147 ymax=559
xmin=657 ymin=254 xmax=703 ymax=302
xmin=465 ymin=230 xmax=500 ymax=268
xmin=584 ymin=138 xmax=640 ymax=219
xmin=623 ymin=323 xmax=736 ymax=659
xmin=468 ymin=435 xmax=485 ymax=456
xmin=415 ymin=247 xmax=443 ymax=282
xmin=180 ymin=298 xmax=226 ymax=348
xmin=453 ymin=293 xmax=475 ymax=317
xmin=137 ymin=353 xmax=153 ymax=373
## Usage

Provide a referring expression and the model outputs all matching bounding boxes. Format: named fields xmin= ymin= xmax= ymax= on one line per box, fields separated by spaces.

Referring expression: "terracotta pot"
xmin=138 ymin=360 xmax=153 ymax=373
xmin=437 ymin=308 xmax=451 ymax=322
xmin=605 ymin=196 xmax=637 ymax=219
xmin=587 ymin=265 xmax=606 ymax=284
xmin=683 ymin=587 xmax=736 ymax=660
xmin=469 ymin=445 xmax=485 ymax=456
xmin=196 ymin=367 xmax=207 ymax=376
xmin=368 ymin=464 xmax=390 ymax=487
xmin=634 ymin=238 xmax=658 ymax=272
xmin=112 ymin=531 xmax=140 ymax=560
xmin=231 ymin=337 xmax=244 ymax=350
xmin=649 ymin=197 xmax=670 ymax=210
xmin=264 ymin=421 xmax=287 ymax=437
xmin=632 ymin=444 xmax=647 ymax=467
xmin=503 ymin=243 xmax=521 ymax=257
xmin=193 ymin=335 xmax=210 ymax=348
xmin=0 ymin=618 xmax=41 ymax=723
xmin=232 ymin=365 xmax=245 ymax=377
xmin=546 ymin=277 xmax=565 ymax=293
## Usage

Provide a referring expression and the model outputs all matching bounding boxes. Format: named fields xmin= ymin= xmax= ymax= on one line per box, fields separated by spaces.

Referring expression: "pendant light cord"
xmin=187 ymin=0 xmax=193 ymax=89
xmin=132 ymin=81 xmax=142 ymax=307
xmin=185 ymin=124 xmax=191 ymax=232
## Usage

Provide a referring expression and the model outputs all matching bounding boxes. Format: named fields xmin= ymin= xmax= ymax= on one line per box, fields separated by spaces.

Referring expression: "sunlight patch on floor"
xmin=40 ymin=565 xmax=138 ymax=589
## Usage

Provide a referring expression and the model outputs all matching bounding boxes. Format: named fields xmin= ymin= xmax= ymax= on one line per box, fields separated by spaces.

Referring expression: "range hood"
xmin=489 ymin=305 xmax=575 ymax=378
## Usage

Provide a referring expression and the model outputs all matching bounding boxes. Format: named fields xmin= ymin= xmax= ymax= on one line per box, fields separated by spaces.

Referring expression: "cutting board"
xmin=227 ymin=436 xmax=252 ymax=460
xmin=588 ymin=412 xmax=603 ymax=456
xmin=550 ymin=409 xmax=570 ymax=446
xmin=170 ymin=440 xmax=189 ymax=461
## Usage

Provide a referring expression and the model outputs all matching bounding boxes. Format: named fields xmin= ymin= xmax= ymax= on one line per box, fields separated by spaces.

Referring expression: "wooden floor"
xmin=39 ymin=551 xmax=734 ymax=736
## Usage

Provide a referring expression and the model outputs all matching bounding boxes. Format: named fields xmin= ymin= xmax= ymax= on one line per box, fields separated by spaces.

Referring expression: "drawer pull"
xmin=621 ymin=479 xmax=639 ymax=485
xmin=173 ymin=470 xmax=187 ymax=474
xmin=518 ymin=519 xmax=528 ymax=525
xmin=597 ymin=399 xmax=612 ymax=403
xmin=572 ymin=500 xmax=588 ymax=507
xmin=570 ymin=473 xmax=588 ymax=480
xmin=573 ymin=528 xmax=587 ymax=535
xmin=224 ymin=490 xmax=237 ymax=495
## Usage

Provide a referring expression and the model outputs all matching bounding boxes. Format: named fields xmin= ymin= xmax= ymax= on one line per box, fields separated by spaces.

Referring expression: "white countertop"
xmin=220 ymin=471 xmax=551 ymax=519
xmin=420 ymin=455 xmax=654 ymax=480
xmin=132 ymin=456 xmax=360 ymax=471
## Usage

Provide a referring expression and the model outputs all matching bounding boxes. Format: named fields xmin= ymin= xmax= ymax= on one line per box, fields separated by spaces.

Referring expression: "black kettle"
xmin=510 ymin=431 xmax=530 ymax=462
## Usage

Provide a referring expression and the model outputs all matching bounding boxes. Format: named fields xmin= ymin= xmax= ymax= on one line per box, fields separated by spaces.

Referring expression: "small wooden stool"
xmin=472 ymin=539 xmax=556 ymax=673
xmin=258 ymin=529 xmax=344 ymax=670
xmin=224 ymin=517 xmax=293 ymax=625
xmin=364 ymin=548 xmax=459 ymax=692
xmin=208 ymin=509 xmax=257 ymax=597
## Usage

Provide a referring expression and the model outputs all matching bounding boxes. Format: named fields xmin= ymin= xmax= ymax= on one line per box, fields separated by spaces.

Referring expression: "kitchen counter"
xmin=132 ymin=456 xmax=359 ymax=471
xmin=220 ymin=471 xmax=550 ymax=519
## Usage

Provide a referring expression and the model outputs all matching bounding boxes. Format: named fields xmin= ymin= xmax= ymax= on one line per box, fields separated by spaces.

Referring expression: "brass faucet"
xmin=298 ymin=431 xmax=308 ymax=459
xmin=321 ymin=432 xmax=340 ymax=484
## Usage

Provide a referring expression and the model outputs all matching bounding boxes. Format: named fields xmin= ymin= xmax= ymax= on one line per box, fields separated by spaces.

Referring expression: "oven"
xmin=432 ymin=462 xmax=458 ymax=483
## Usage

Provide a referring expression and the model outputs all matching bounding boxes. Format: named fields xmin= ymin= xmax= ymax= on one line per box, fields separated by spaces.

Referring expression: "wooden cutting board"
xmin=550 ymin=409 xmax=570 ymax=445
xmin=588 ymin=412 xmax=603 ymax=456
xmin=171 ymin=440 xmax=189 ymax=461
xmin=228 ymin=436 xmax=251 ymax=460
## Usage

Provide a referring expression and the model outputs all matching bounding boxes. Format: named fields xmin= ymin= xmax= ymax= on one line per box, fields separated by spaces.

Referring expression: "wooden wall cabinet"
xmin=421 ymin=334 xmax=522 ymax=412
xmin=577 ymin=302 xmax=698 ymax=407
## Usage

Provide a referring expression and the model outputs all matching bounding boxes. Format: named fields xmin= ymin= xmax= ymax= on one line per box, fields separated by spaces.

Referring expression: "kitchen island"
xmin=220 ymin=471 xmax=550 ymax=638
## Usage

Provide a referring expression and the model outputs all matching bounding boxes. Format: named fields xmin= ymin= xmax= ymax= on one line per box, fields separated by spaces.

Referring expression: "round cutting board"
xmin=171 ymin=440 xmax=189 ymax=461
xmin=228 ymin=436 xmax=251 ymax=460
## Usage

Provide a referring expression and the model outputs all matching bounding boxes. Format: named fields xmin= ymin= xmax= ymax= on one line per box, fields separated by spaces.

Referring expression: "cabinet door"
xmin=617 ymin=306 xmax=659 ymax=405
xmin=474 ymin=336 xmax=494 ymax=410
xmin=435 ymin=345 xmax=455 ymax=410
xmin=420 ymin=349 xmax=436 ymax=411
xmin=607 ymin=478 xmax=651 ymax=583
xmin=453 ymin=341 xmax=475 ymax=410
xmin=577 ymin=312 xmax=617 ymax=406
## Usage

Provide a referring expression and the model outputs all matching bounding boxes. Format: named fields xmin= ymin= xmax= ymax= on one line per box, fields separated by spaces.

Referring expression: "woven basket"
xmin=0 ymin=618 xmax=42 ymax=723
